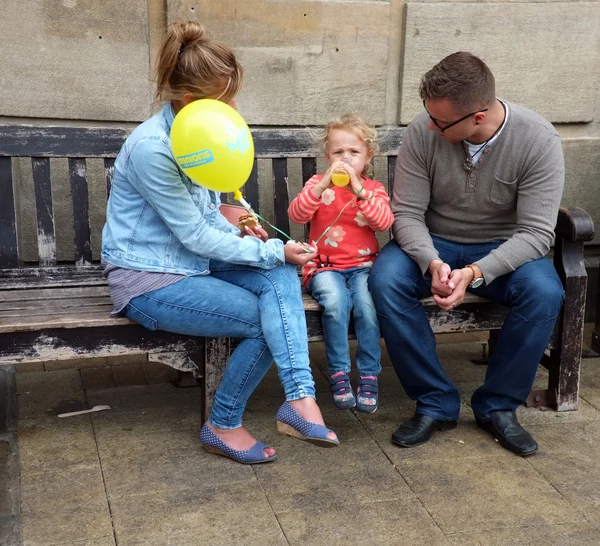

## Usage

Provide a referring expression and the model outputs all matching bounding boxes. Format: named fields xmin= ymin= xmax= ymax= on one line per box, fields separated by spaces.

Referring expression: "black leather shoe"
xmin=391 ymin=413 xmax=457 ymax=447
xmin=476 ymin=410 xmax=538 ymax=457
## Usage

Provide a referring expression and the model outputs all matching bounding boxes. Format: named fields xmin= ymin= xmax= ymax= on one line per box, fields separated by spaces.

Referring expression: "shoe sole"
xmin=475 ymin=421 xmax=538 ymax=457
xmin=333 ymin=400 xmax=356 ymax=410
xmin=355 ymin=404 xmax=378 ymax=414
xmin=391 ymin=420 xmax=457 ymax=448
xmin=202 ymin=445 xmax=277 ymax=464
xmin=276 ymin=421 xmax=339 ymax=447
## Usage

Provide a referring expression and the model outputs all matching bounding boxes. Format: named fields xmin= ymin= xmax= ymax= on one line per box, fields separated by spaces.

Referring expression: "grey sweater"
xmin=392 ymin=101 xmax=564 ymax=284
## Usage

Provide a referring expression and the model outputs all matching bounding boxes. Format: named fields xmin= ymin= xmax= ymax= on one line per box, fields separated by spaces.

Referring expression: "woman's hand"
xmin=283 ymin=241 xmax=318 ymax=265
xmin=240 ymin=225 xmax=269 ymax=241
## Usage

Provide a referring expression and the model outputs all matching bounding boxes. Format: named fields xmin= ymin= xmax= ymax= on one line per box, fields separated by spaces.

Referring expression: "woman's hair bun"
xmin=176 ymin=21 xmax=207 ymax=49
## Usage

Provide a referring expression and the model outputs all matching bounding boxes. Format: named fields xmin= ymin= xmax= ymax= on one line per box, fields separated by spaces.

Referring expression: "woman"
xmin=101 ymin=20 xmax=338 ymax=464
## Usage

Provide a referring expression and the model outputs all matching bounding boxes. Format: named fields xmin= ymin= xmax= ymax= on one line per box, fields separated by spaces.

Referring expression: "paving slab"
xmin=88 ymin=384 xmax=202 ymax=438
xmin=109 ymin=482 xmax=287 ymax=546
xmin=357 ymin=405 xmax=514 ymax=467
xmin=398 ymin=457 xmax=586 ymax=535
xmin=579 ymin=356 xmax=600 ymax=411
xmin=18 ymin=417 xmax=98 ymax=475
xmin=447 ymin=522 xmax=600 ymax=545
xmin=97 ymin=428 xmax=255 ymax=498
xmin=253 ymin=439 xmax=414 ymax=513
xmin=525 ymin=421 xmax=600 ymax=527
xmin=277 ymin=498 xmax=450 ymax=545
xmin=20 ymin=466 xmax=113 ymax=546
xmin=16 ymin=370 xmax=86 ymax=422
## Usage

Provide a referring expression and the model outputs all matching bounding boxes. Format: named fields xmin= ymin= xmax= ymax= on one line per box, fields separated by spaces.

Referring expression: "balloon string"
xmin=312 ymin=197 xmax=357 ymax=246
xmin=252 ymin=211 xmax=294 ymax=241
xmin=237 ymin=194 xmax=357 ymax=248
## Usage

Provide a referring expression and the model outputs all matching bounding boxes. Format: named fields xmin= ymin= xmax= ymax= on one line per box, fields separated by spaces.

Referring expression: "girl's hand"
xmin=344 ymin=163 xmax=364 ymax=196
xmin=240 ymin=225 xmax=269 ymax=241
xmin=311 ymin=161 xmax=344 ymax=198
xmin=283 ymin=241 xmax=318 ymax=265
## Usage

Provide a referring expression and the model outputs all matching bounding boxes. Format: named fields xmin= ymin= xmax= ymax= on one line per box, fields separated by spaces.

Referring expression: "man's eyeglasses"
xmin=423 ymin=100 xmax=489 ymax=133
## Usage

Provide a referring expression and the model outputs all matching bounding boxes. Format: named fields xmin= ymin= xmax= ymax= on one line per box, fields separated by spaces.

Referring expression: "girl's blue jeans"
xmin=368 ymin=237 xmax=565 ymax=422
xmin=308 ymin=267 xmax=382 ymax=377
xmin=124 ymin=260 xmax=316 ymax=429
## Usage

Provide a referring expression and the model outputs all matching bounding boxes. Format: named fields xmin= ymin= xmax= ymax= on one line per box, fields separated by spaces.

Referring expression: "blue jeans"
xmin=124 ymin=261 xmax=316 ymax=429
xmin=309 ymin=267 xmax=382 ymax=377
xmin=368 ymin=238 xmax=564 ymax=421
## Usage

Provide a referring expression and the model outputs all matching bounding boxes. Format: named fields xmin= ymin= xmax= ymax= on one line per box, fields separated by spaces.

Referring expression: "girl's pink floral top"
xmin=288 ymin=175 xmax=394 ymax=286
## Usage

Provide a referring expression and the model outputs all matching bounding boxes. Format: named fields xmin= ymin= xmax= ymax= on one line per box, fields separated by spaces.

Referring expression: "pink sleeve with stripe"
xmin=288 ymin=176 xmax=323 ymax=224
xmin=357 ymin=181 xmax=394 ymax=232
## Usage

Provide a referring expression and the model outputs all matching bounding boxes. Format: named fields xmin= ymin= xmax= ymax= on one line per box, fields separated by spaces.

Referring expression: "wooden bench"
xmin=0 ymin=125 xmax=594 ymax=423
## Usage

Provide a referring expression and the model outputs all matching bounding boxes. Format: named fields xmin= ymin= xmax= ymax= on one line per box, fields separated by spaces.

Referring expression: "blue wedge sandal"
xmin=200 ymin=424 xmax=277 ymax=464
xmin=276 ymin=402 xmax=340 ymax=447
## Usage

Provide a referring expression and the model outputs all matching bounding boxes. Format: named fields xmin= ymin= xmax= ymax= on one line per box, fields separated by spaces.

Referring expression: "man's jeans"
xmin=368 ymin=237 xmax=564 ymax=421
xmin=309 ymin=267 xmax=382 ymax=378
xmin=125 ymin=261 xmax=316 ymax=429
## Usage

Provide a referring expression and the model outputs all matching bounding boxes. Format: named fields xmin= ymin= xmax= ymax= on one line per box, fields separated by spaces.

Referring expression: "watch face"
xmin=470 ymin=277 xmax=485 ymax=289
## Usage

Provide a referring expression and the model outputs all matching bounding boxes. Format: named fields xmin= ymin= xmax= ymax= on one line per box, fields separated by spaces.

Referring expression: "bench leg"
xmin=542 ymin=240 xmax=589 ymax=411
xmin=201 ymin=337 xmax=231 ymax=424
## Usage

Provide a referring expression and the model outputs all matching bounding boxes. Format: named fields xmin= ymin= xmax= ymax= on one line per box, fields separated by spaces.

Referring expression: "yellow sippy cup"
xmin=331 ymin=160 xmax=350 ymax=187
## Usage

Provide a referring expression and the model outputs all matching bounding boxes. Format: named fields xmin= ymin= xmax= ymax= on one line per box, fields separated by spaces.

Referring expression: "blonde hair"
xmin=320 ymin=114 xmax=378 ymax=177
xmin=155 ymin=21 xmax=243 ymax=105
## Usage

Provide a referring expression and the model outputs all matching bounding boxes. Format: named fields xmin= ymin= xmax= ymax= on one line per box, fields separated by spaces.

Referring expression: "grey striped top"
xmin=102 ymin=261 xmax=184 ymax=316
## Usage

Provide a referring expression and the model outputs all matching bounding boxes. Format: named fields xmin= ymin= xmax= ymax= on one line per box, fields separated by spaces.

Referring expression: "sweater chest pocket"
xmin=490 ymin=174 xmax=518 ymax=205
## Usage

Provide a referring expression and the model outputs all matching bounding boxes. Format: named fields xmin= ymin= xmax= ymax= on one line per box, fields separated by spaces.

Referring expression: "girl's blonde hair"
xmin=320 ymin=114 xmax=379 ymax=177
xmin=155 ymin=21 xmax=243 ymax=105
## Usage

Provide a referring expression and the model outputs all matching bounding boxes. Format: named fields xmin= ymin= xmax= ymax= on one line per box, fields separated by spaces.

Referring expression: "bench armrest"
xmin=555 ymin=207 xmax=595 ymax=243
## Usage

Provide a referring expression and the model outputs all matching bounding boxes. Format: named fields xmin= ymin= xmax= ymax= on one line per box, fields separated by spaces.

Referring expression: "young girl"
xmin=288 ymin=115 xmax=394 ymax=413
xmin=101 ymin=21 xmax=339 ymax=465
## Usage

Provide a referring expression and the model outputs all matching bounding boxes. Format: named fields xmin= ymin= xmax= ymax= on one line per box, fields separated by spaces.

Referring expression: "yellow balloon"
xmin=170 ymin=99 xmax=254 ymax=193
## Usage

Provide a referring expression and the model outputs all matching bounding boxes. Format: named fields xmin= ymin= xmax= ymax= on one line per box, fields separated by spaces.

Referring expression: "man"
xmin=368 ymin=52 xmax=565 ymax=456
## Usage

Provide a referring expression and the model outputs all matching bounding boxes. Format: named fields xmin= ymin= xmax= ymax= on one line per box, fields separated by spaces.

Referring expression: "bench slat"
xmin=273 ymin=158 xmax=291 ymax=237
xmin=0 ymin=125 xmax=128 ymax=158
xmin=387 ymin=156 xmax=396 ymax=194
xmin=69 ymin=158 xmax=93 ymax=266
xmin=104 ymin=157 xmax=115 ymax=198
xmin=31 ymin=157 xmax=57 ymax=267
xmin=0 ymin=285 xmax=110 ymax=302
xmin=0 ymin=308 xmax=126 ymax=333
xmin=244 ymin=159 xmax=260 ymax=213
xmin=301 ymin=158 xmax=317 ymax=241
xmin=0 ymin=327 xmax=202 ymax=364
xmin=0 ymin=296 xmax=112 ymax=312
xmin=0 ymin=157 xmax=19 ymax=268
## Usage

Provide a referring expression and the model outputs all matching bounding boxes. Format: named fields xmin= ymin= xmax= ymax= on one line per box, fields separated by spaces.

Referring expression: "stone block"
xmin=0 ymin=0 xmax=151 ymax=121
xmin=561 ymin=136 xmax=600 ymax=244
xmin=401 ymin=3 xmax=600 ymax=124
xmin=80 ymin=367 xmax=116 ymax=390
xmin=169 ymin=0 xmax=395 ymax=125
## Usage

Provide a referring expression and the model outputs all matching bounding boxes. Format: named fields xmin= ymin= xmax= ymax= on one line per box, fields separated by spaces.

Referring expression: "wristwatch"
xmin=466 ymin=264 xmax=485 ymax=289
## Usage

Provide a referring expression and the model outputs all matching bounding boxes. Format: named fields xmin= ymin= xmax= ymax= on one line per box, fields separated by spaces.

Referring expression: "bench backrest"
xmin=0 ymin=125 xmax=403 ymax=270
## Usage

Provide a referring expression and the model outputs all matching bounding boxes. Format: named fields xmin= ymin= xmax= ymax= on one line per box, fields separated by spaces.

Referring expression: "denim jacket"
xmin=102 ymin=103 xmax=284 ymax=275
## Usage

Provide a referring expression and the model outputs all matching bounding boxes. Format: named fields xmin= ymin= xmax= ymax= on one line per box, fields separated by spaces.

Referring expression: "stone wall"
xmin=1 ymin=0 xmax=599 ymax=261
